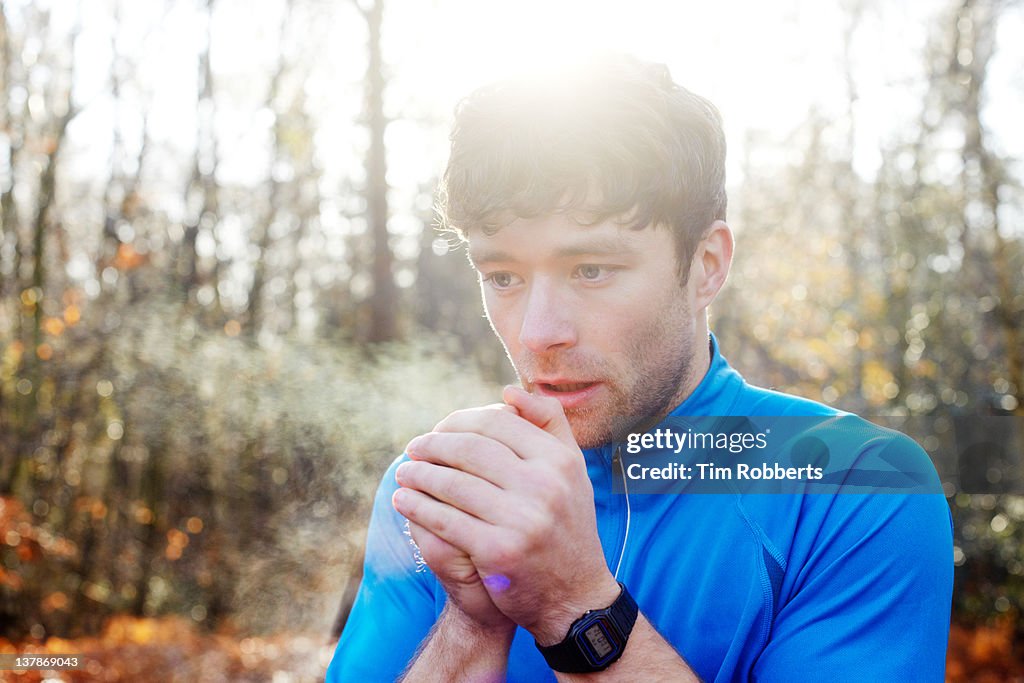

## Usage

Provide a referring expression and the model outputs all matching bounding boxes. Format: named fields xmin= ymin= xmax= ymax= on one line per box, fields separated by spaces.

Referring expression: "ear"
xmin=690 ymin=220 xmax=734 ymax=310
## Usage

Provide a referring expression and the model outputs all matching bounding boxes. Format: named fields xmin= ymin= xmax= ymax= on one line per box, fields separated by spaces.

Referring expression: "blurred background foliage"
xmin=0 ymin=0 xmax=1021 ymax=680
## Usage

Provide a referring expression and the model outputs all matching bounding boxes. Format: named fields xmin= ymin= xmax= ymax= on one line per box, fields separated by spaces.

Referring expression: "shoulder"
xmin=728 ymin=386 xmax=950 ymax=556
xmin=730 ymin=373 xmax=940 ymax=490
xmin=732 ymin=379 xmax=840 ymax=417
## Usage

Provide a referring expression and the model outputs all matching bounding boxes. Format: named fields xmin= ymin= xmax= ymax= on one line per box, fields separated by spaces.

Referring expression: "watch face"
xmin=584 ymin=623 xmax=614 ymax=659
xmin=574 ymin=616 xmax=624 ymax=667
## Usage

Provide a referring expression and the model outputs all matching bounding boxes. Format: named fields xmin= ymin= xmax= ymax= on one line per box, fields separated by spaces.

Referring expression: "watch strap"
xmin=537 ymin=582 xmax=638 ymax=673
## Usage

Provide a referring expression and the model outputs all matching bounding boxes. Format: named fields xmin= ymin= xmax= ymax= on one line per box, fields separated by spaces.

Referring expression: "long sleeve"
xmin=326 ymin=456 xmax=439 ymax=682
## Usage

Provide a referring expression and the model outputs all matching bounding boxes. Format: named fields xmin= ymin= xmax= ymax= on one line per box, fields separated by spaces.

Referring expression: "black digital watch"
xmin=536 ymin=582 xmax=638 ymax=673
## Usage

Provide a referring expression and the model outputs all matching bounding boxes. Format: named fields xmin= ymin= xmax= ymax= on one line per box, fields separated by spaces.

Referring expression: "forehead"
xmin=467 ymin=214 xmax=665 ymax=265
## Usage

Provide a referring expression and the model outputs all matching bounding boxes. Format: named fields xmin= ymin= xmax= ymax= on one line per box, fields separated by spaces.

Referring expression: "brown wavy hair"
xmin=436 ymin=53 xmax=727 ymax=282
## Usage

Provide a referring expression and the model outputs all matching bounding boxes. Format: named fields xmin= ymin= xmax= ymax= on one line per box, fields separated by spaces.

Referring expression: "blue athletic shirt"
xmin=327 ymin=333 xmax=953 ymax=681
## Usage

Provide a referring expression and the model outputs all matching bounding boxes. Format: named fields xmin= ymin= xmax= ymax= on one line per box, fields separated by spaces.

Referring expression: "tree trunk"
xmin=363 ymin=0 xmax=397 ymax=342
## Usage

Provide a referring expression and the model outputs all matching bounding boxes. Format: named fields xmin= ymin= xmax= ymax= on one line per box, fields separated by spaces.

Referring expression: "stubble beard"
xmin=571 ymin=320 xmax=695 ymax=449
xmin=512 ymin=300 xmax=697 ymax=450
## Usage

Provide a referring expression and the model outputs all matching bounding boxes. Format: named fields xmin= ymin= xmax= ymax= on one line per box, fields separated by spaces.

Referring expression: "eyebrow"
xmin=469 ymin=235 xmax=639 ymax=266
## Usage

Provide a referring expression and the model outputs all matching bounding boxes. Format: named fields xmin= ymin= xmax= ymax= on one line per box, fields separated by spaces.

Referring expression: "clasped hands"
xmin=392 ymin=385 xmax=621 ymax=644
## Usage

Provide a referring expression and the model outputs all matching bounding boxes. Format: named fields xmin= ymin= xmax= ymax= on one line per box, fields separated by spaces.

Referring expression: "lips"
xmin=540 ymin=381 xmax=595 ymax=393
xmin=532 ymin=379 xmax=603 ymax=410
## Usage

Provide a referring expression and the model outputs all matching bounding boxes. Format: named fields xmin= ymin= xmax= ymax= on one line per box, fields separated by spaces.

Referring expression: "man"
xmin=328 ymin=54 xmax=953 ymax=681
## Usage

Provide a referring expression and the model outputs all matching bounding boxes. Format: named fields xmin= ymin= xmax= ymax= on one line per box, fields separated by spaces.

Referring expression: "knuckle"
xmin=520 ymin=506 xmax=553 ymax=535
xmin=554 ymin=453 xmax=583 ymax=482
xmin=534 ymin=461 xmax=566 ymax=491
xmin=430 ymin=510 xmax=452 ymax=539
xmin=533 ymin=478 xmax=559 ymax=507
xmin=438 ymin=473 xmax=463 ymax=502
xmin=445 ymin=433 xmax=473 ymax=464
xmin=489 ymin=535 xmax=525 ymax=567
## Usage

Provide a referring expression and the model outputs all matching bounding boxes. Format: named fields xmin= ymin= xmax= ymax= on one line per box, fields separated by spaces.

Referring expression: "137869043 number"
xmin=0 ymin=655 xmax=84 ymax=670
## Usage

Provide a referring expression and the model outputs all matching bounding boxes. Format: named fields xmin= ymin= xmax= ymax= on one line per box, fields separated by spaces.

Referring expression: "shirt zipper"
xmin=610 ymin=444 xmax=631 ymax=580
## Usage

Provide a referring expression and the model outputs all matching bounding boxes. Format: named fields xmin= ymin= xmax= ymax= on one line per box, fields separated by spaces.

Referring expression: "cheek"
xmin=621 ymin=296 xmax=690 ymax=363
xmin=606 ymin=298 xmax=665 ymax=342
xmin=481 ymin=292 xmax=521 ymax=349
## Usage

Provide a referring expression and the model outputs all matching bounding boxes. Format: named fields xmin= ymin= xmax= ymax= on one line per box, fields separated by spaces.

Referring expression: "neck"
xmin=623 ymin=318 xmax=713 ymax=440
xmin=669 ymin=316 xmax=712 ymax=414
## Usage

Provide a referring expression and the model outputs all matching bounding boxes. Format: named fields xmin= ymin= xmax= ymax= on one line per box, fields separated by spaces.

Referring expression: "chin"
xmin=569 ymin=403 xmax=656 ymax=450
xmin=566 ymin=414 xmax=615 ymax=450
xmin=573 ymin=434 xmax=610 ymax=450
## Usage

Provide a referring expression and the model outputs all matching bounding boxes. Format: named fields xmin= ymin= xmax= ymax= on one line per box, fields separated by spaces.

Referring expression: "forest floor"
xmin=0 ymin=616 xmax=332 ymax=682
xmin=0 ymin=615 xmax=1020 ymax=681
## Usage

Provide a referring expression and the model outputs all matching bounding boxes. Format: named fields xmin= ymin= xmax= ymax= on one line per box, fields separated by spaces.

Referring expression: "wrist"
xmin=404 ymin=602 xmax=516 ymax=682
xmin=441 ymin=602 xmax=517 ymax=644
xmin=531 ymin=575 xmax=622 ymax=646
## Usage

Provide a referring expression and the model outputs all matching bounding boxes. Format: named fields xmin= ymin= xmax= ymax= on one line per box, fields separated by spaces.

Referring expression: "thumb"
xmin=503 ymin=385 xmax=576 ymax=446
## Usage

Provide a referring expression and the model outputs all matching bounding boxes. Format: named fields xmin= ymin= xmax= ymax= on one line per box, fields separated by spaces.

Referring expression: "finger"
xmin=396 ymin=460 xmax=508 ymax=524
xmin=407 ymin=520 xmax=463 ymax=565
xmin=432 ymin=406 xmax=564 ymax=461
xmin=503 ymin=385 xmax=576 ymax=446
xmin=392 ymin=487 xmax=493 ymax=555
xmin=432 ymin=402 xmax=519 ymax=429
xmin=407 ymin=519 xmax=449 ymax=553
xmin=407 ymin=520 xmax=483 ymax=586
xmin=405 ymin=431 xmax=520 ymax=487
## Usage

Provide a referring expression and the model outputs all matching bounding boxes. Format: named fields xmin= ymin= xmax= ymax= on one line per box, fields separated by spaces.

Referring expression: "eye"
xmin=482 ymin=271 xmax=522 ymax=290
xmin=573 ymin=264 xmax=616 ymax=283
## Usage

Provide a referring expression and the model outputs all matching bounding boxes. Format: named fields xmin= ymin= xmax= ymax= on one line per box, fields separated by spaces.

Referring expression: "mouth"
xmin=532 ymin=380 xmax=602 ymax=409
xmin=539 ymin=381 xmax=596 ymax=393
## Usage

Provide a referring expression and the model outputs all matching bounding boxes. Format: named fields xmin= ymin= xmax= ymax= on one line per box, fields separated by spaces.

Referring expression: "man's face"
xmin=468 ymin=214 xmax=702 ymax=449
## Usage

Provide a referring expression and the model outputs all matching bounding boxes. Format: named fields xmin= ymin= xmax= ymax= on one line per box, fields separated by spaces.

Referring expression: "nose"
xmin=518 ymin=277 xmax=577 ymax=353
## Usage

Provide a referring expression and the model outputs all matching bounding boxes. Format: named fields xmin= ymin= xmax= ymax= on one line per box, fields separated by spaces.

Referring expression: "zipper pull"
xmin=610 ymin=444 xmax=627 ymax=495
